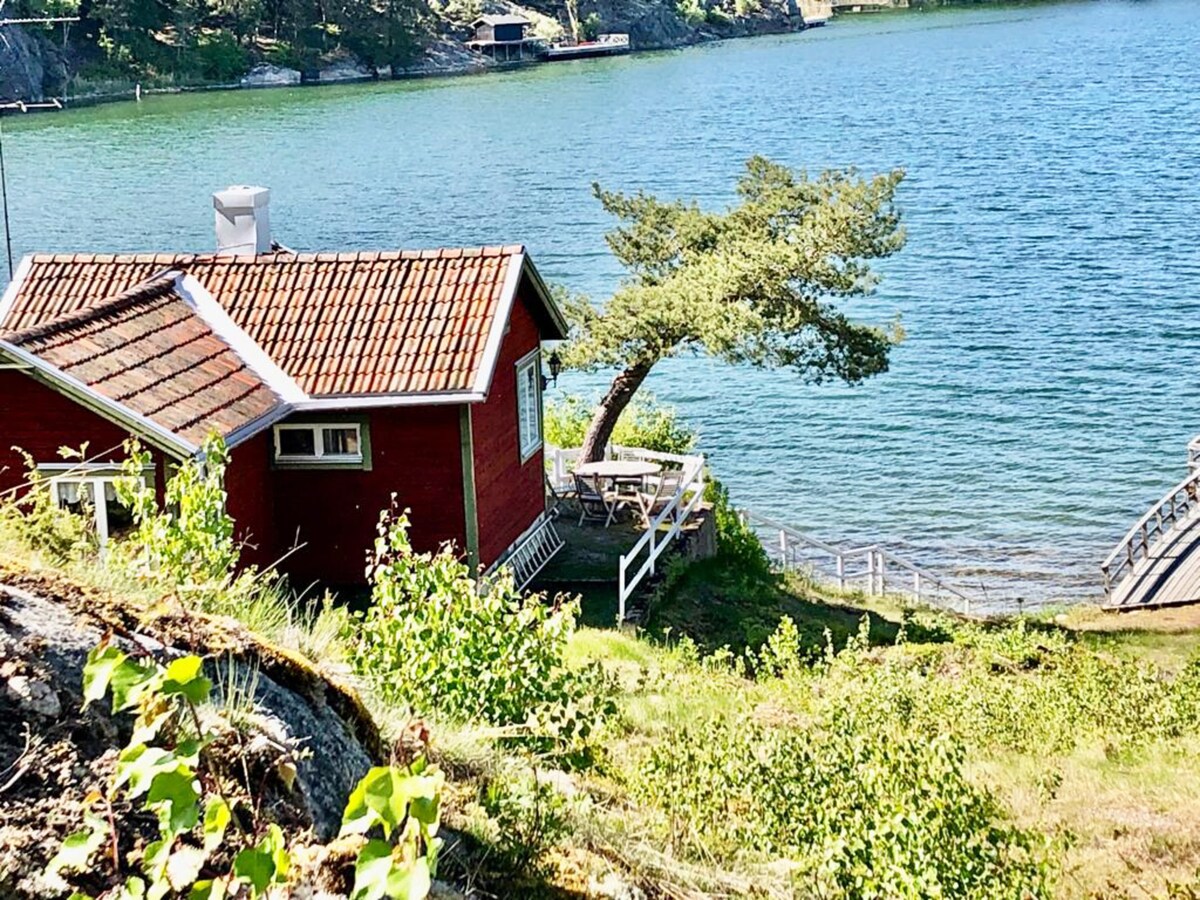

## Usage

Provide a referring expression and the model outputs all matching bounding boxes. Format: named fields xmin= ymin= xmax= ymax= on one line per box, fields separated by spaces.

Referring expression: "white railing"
xmin=1101 ymin=466 xmax=1200 ymax=600
xmin=617 ymin=451 xmax=706 ymax=622
xmin=547 ymin=444 xmax=708 ymax=621
xmin=743 ymin=510 xmax=982 ymax=617
xmin=1188 ymin=434 xmax=1200 ymax=471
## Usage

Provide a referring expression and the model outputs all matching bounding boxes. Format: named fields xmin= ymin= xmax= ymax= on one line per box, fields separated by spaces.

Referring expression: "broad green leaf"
xmin=46 ymin=814 xmax=109 ymax=875
xmin=115 ymin=745 xmax=180 ymax=799
xmin=260 ymin=823 xmax=289 ymax=883
xmin=130 ymin=705 xmax=174 ymax=747
xmin=232 ymin=848 xmax=274 ymax=896
xmin=349 ymin=839 xmax=394 ymax=900
xmin=386 ymin=857 xmax=431 ymax=900
xmin=116 ymin=878 xmax=146 ymax=900
xmin=142 ymin=840 xmax=171 ymax=898
xmin=162 ymin=656 xmax=212 ymax=705
xmin=202 ymin=796 xmax=231 ymax=853
xmin=189 ymin=879 xmax=227 ymax=900
xmin=81 ymin=643 xmax=126 ymax=709
xmin=110 ymin=657 xmax=161 ymax=713
xmin=146 ymin=770 xmax=202 ymax=836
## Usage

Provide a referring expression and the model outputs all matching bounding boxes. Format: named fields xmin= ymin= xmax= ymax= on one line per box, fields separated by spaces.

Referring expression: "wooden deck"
xmin=1109 ymin=508 xmax=1200 ymax=609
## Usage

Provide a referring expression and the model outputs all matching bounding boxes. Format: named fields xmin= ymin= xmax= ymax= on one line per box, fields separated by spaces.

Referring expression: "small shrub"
xmin=705 ymin=477 xmax=770 ymax=576
xmin=192 ymin=30 xmax=248 ymax=82
xmin=633 ymin=711 xmax=1054 ymax=897
xmin=112 ymin=435 xmax=237 ymax=589
xmin=477 ymin=768 xmax=568 ymax=880
xmin=579 ymin=12 xmax=602 ymax=41
xmin=48 ymin=639 xmax=442 ymax=900
xmin=0 ymin=446 xmax=96 ymax=563
xmin=676 ymin=0 xmax=708 ymax=26
xmin=544 ymin=392 xmax=698 ymax=456
xmin=345 ymin=502 xmax=615 ymax=749
xmin=734 ymin=0 xmax=762 ymax=16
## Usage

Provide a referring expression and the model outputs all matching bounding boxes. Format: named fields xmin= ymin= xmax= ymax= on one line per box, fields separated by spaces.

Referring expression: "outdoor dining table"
xmin=573 ymin=459 xmax=662 ymax=525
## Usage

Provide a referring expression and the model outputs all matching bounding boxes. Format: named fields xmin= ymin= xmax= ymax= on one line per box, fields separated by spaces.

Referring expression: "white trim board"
xmin=175 ymin=273 xmax=308 ymax=405
xmin=472 ymin=250 xmax=526 ymax=399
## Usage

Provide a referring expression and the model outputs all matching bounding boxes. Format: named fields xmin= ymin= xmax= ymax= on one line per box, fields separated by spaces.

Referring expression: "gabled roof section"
xmin=0 ymin=272 xmax=287 ymax=449
xmin=0 ymin=247 xmax=567 ymax=402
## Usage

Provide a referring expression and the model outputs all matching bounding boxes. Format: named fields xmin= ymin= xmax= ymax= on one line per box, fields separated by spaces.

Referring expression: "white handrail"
xmin=617 ymin=455 xmax=706 ymax=622
xmin=1188 ymin=434 xmax=1200 ymax=471
xmin=1101 ymin=466 xmax=1200 ymax=599
xmin=742 ymin=510 xmax=982 ymax=616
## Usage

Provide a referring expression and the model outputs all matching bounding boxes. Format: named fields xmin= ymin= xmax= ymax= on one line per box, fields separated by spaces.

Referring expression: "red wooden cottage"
xmin=0 ymin=187 xmax=566 ymax=587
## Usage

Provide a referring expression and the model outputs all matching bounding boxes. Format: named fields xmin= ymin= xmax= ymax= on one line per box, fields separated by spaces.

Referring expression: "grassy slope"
xmin=7 ymin=511 xmax=1200 ymax=898
xmin=568 ymin=560 xmax=1200 ymax=898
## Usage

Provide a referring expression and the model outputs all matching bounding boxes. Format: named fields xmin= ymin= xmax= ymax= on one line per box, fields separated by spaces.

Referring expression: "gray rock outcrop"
xmin=241 ymin=63 xmax=302 ymax=87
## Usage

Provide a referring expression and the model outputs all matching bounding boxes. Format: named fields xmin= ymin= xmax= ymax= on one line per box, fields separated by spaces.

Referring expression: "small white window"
xmin=515 ymin=351 xmax=543 ymax=462
xmin=45 ymin=468 xmax=146 ymax=546
xmin=274 ymin=423 xmax=363 ymax=464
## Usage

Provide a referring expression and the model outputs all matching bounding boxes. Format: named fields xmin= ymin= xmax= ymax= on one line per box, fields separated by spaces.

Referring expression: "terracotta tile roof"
xmin=0 ymin=246 xmax=544 ymax=397
xmin=1 ymin=275 xmax=284 ymax=447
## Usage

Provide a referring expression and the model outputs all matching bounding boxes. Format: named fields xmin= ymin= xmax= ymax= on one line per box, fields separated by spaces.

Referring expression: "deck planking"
xmin=1109 ymin=509 xmax=1200 ymax=609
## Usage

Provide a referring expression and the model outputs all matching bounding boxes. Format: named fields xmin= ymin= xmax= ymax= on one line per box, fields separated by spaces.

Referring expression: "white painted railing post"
xmin=913 ymin=570 xmax=921 ymax=603
xmin=865 ymin=551 xmax=875 ymax=596
xmin=618 ymin=566 xmax=626 ymax=624
xmin=836 ymin=554 xmax=845 ymax=590
xmin=876 ymin=550 xmax=885 ymax=595
xmin=779 ymin=529 xmax=789 ymax=569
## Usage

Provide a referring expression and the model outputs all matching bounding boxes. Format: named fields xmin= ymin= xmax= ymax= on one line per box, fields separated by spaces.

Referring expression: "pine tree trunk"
xmin=578 ymin=361 xmax=654 ymax=463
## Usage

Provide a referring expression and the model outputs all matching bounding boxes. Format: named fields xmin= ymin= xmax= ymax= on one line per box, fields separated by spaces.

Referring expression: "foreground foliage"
xmin=50 ymin=642 xmax=442 ymax=900
xmin=346 ymin=502 xmax=614 ymax=750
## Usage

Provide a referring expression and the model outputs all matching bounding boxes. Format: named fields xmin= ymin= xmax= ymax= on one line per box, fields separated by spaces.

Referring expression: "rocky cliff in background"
xmin=0 ymin=25 xmax=68 ymax=103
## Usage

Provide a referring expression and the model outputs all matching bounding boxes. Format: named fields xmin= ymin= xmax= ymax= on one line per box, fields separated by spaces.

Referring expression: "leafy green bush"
xmin=544 ymin=392 xmax=697 ymax=456
xmin=476 ymin=767 xmax=568 ymax=880
xmin=50 ymin=640 xmax=441 ymax=900
xmin=345 ymin=503 xmax=614 ymax=748
xmin=579 ymin=12 xmax=602 ymax=41
xmin=192 ymin=30 xmax=248 ymax=82
xmin=705 ymin=477 xmax=770 ymax=575
xmin=113 ymin=435 xmax=237 ymax=589
xmin=675 ymin=0 xmax=708 ymax=26
xmin=633 ymin=710 xmax=1053 ymax=897
xmin=0 ymin=447 xmax=96 ymax=563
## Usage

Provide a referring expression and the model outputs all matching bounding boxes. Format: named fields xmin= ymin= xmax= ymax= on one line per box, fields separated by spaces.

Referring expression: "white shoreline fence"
xmin=742 ymin=510 xmax=983 ymax=617
xmin=548 ymin=445 xmax=706 ymax=622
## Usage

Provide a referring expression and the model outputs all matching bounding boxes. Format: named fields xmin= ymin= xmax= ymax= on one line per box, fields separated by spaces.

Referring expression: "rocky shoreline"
xmin=0 ymin=0 xmax=814 ymax=112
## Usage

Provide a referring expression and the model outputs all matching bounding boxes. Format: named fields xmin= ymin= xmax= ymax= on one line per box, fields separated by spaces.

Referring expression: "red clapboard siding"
xmin=0 ymin=370 xmax=171 ymax=501
xmin=471 ymin=290 xmax=547 ymax=568
xmin=224 ymin=431 xmax=276 ymax=571
xmin=270 ymin=406 xmax=467 ymax=586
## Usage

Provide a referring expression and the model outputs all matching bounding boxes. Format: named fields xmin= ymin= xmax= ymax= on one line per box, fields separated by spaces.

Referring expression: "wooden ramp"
xmin=1109 ymin=509 xmax=1200 ymax=608
xmin=1103 ymin=464 xmax=1200 ymax=609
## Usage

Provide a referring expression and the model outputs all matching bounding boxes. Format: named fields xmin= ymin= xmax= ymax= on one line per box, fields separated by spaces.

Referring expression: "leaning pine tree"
xmin=562 ymin=156 xmax=907 ymax=462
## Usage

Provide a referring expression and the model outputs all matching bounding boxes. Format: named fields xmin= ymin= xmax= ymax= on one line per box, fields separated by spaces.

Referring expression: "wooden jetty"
xmin=541 ymin=34 xmax=630 ymax=61
xmin=1102 ymin=438 xmax=1200 ymax=609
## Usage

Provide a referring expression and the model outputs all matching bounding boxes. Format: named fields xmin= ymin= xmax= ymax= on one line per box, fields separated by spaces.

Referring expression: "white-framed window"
xmin=515 ymin=350 xmax=543 ymax=463
xmin=273 ymin=422 xmax=364 ymax=465
xmin=41 ymin=464 xmax=148 ymax=547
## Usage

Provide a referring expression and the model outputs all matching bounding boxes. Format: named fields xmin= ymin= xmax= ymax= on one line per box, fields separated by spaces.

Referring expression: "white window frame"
xmin=40 ymin=463 xmax=149 ymax=548
xmin=273 ymin=422 xmax=364 ymax=465
xmin=515 ymin=349 xmax=543 ymax=463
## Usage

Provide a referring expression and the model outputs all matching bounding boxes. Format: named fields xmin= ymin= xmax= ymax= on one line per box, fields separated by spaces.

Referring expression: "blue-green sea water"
xmin=3 ymin=0 xmax=1198 ymax=602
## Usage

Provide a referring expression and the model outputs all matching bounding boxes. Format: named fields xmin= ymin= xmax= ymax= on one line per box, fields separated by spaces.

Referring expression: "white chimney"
xmin=213 ymin=185 xmax=271 ymax=256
